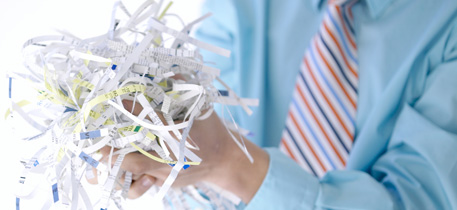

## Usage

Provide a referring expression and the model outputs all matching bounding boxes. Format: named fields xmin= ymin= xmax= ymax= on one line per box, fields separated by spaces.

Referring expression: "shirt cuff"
xmin=245 ymin=148 xmax=320 ymax=210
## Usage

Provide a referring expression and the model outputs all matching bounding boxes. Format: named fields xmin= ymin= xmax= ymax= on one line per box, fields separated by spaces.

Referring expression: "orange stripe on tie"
xmin=314 ymin=39 xmax=356 ymax=109
xmin=289 ymin=112 xmax=327 ymax=171
xmin=304 ymin=57 xmax=354 ymax=141
xmin=296 ymin=83 xmax=346 ymax=166
xmin=336 ymin=6 xmax=356 ymax=50
xmin=280 ymin=2 xmax=357 ymax=176
xmin=323 ymin=21 xmax=358 ymax=79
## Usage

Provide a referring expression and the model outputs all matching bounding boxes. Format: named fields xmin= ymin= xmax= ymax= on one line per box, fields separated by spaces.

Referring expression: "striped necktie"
xmin=280 ymin=0 xmax=358 ymax=178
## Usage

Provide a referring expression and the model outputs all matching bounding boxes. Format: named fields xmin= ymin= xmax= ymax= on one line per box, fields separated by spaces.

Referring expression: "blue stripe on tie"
xmin=326 ymin=8 xmax=357 ymax=64
xmin=298 ymin=71 xmax=350 ymax=153
xmin=318 ymin=33 xmax=357 ymax=93
xmin=341 ymin=5 xmax=355 ymax=35
xmin=285 ymin=127 xmax=317 ymax=176
xmin=292 ymin=99 xmax=336 ymax=169
xmin=309 ymin=46 xmax=355 ymax=126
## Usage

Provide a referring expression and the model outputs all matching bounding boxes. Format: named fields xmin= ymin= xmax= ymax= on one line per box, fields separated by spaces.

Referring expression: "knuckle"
xmin=129 ymin=163 xmax=146 ymax=174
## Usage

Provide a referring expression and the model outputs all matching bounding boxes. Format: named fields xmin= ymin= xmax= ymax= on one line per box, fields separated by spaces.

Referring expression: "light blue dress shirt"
xmin=196 ymin=0 xmax=457 ymax=209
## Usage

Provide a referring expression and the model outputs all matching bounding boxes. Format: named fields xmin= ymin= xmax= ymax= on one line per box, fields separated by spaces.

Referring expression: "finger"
xmin=121 ymin=152 xmax=170 ymax=178
xmin=132 ymin=173 xmax=142 ymax=181
xmin=86 ymin=166 xmax=98 ymax=184
xmin=120 ymin=171 xmax=151 ymax=191
xmin=122 ymin=100 xmax=144 ymax=116
xmin=99 ymin=146 xmax=117 ymax=159
xmin=100 ymin=145 xmax=170 ymax=179
xmin=170 ymin=73 xmax=186 ymax=81
xmin=128 ymin=175 xmax=156 ymax=199
xmin=99 ymin=146 xmax=122 ymax=168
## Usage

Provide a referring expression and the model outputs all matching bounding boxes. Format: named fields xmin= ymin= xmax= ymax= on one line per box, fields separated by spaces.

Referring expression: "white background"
xmin=0 ymin=0 xmax=204 ymax=209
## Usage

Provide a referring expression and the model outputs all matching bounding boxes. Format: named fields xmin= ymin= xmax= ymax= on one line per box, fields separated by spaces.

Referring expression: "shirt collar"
xmin=311 ymin=0 xmax=394 ymax=18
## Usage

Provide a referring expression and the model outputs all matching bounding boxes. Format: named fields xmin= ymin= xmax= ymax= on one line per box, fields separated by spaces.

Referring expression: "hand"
xmin=97 ymin=100 xmax=270 ymax=203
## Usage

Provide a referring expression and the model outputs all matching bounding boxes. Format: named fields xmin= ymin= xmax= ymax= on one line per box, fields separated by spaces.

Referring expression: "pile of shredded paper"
xmin=8 ymin=1 xmax=258 ymax=209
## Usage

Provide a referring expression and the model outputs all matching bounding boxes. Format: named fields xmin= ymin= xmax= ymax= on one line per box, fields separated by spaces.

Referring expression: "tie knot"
xmin=328 ymin=0 xmax=356 ymax=6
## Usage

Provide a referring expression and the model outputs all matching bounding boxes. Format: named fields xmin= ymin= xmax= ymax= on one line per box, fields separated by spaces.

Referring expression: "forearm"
xmin=205 ymin=132 xmax=270 ymax=204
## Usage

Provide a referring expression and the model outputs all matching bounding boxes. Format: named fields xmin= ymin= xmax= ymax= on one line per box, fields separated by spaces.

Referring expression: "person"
xmin=110 ymin=0 xmax=457 ymax=209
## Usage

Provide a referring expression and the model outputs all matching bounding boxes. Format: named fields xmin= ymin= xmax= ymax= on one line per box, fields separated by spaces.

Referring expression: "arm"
xmin=113 ymin=72 xmax=457 ymax=208
xmin=117 ymin=0 xmax=457 ymax=209
xmin=194 ymin=1 xmax=457 ymax=209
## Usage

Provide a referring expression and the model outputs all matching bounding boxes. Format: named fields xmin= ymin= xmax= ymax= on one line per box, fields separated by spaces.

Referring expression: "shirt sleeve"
xmin=245 ymin=27 xmax=457 ymax=210
xmin=245 ymin=148 xmax=320 ymax=209
xmin=196 ymin=0 xmax=457 ymax=209
xmin=246 ymin=148 xmax=399 ymax=210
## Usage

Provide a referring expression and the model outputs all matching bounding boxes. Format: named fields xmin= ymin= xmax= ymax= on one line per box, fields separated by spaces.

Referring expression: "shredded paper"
xmin=8 ymin=1 xmax=258 ymax=209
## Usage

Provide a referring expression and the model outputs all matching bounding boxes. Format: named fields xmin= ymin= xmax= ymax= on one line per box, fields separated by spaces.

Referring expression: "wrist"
xmin=209 ymin=133 xmax=270 ymax=204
